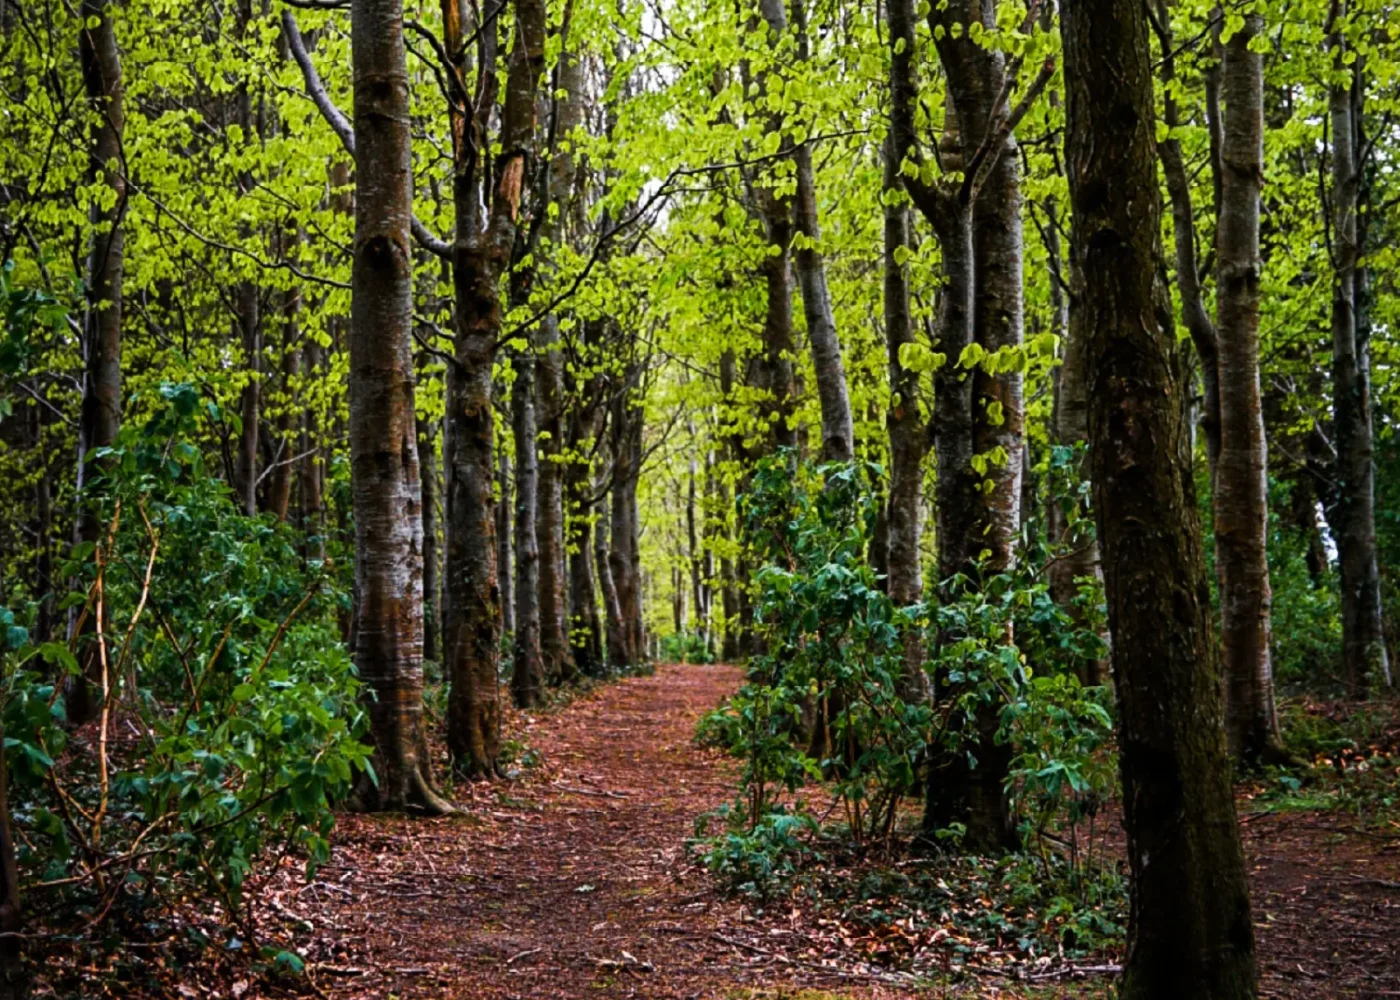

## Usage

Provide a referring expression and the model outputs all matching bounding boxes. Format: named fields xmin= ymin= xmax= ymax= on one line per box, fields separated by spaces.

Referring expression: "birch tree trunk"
xmin=346 ymin=0 xmax=450 ymax=814
xmin=1062 ymin=3 xmax=1257 ymax=993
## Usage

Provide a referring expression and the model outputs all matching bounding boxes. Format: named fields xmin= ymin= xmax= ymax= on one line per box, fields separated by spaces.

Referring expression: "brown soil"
xmin=258 ymin=664 xmax=1400 ymax=1000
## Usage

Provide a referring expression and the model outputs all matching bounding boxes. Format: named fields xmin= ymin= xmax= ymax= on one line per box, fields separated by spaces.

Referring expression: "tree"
xmin=1062 ymin=0 xmax=1257 ymax=994
xmin=344 ymin=0 xmax=450 ymax=814
xmin=889 ymin=0 xmax=1051 ymax=853
xmin=1327 ymin=3 xmax=1391 ymax=697
xmin=1153 ymin=3 xmax=1281 ymax=761
xmin=68 ymin=0 xmax=126 ymax=725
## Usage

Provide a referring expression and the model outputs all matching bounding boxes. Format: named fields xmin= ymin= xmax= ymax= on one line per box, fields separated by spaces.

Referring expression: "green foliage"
xmin=659 ymin=629 xmax=715 ymax=664
xmin=691 ymin=804 xmax=820 ymax=898
xmin=734 ymin=455 xmax=929 ymax=843
xmin=4 ymin=384 xmax=367 ymax=948
xmin=700 ymin=453 xmax=1116 ymax=875
xmin=1256 ymin=699 xmax=1400 ymax=819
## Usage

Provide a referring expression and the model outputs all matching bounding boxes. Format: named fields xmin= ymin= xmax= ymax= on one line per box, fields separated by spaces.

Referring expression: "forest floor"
xmin=230 ymin=664 xmax=1400 ymax=1000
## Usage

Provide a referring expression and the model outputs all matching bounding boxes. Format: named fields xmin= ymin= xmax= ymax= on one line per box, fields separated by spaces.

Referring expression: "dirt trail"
xmin=291 ymin=663 xmax=908 ymax=999
xmin=275 ymin=664 xmax=1400 ymax=1000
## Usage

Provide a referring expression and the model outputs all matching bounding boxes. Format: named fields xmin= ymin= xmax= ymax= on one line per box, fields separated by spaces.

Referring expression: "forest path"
xmin=273 ymin=664 xmax=1400 ymax=1000
xmin=289 ymin=663 xmax=912 ymax=1000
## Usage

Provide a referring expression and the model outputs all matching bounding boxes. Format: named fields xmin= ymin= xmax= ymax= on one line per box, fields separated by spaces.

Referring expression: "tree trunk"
xmin=69 ymin=0 xmax=126 ymax=726
xmin=233 ymin=3 xmax=261 ymax=517
xmin=881 ymin=40 xmax=930 ymax=703
xmin=596 ymin=489 xmax=628 ymax=669
xmin=718 ymin=349 xmax=744 ymax=661
xmin=1328 ymin=18 xmax=1391 ymax=696
xmin=687 ymin=444 xmax=707 ymax=653
xmin=301 ymin=335 xmax=326 ymax=560
xmin=1215 ymin=15 xmax=1281 ymax=759
xmin=1062 ymin=3 xmax=1257 ymax=995
xmin=537 ymin=320 xmax=572 ymax=685
xmin=266 ymin=274 xmax=302 ymax=522
xmin=1045 ymin=190 xmax=1105 ymax=687
xmin=441 ymin=0 xmax=544 ymax=774
xmin=418 ymin=414 xmax=442 ymax=662
xmin=496 ymin=448 xmax=514 ymax=636
xmin=346 ymin=0 xmax=450 ymax=814
xmin=535 ymin=38 xmax=583 ymax=687
xmin=895 ymin=0 xmax=1016 ymax=852
xmin=511 ymin=346 xmax=545 ymax=707
xmin=790 ymin=0 xmax=854 ymax=465
xmin=749 ymin=1 xmax=797 ymax=457
xmin=609 ymin=379 xmax=645 ymax=665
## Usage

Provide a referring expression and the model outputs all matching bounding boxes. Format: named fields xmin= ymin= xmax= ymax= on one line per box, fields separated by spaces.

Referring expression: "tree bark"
xmin=510 ymin=345 xmax=545 ymax=707
xmin=1215 ymin=15 xmax=1281 ymax=758
xmin=881 ymin=57 xmax=930 ymax=703
xmin=346 ymin=0 xmax=450 ymax=814
xmin=233 ymin=0 xmax=261 ymax=517
xmin=718 ymin=349 xmax=744 ymax=661
xmin=418 ymin=413 xmax=442 ymax=663
xmin=440 ymin=0 xmax=545 ymax=774
xmin=609 ymin=373 xmax=645 ymax=665
xmin=301 ymin=334 xmax=326 ymax=561
xmin=749 ymin=1 xmax=797 ymax=457
xmin=1062 ymin=2 xmax=1257 ymax=994
xmin=266 ymin=272 xmax=302 ymax=523
xmin=1328 ymin=16 xmax=1391 ymax=696
xmin=565 ymin=390 xmax=604 ymax=674
xmin=496 ymin=448 xmax=514 ymax=636
xmin=534 ymin=38 xmax=582 ymax=687
xmin=69 ymin=0 xmax=126 ymax=726
xmin=596 ymin=489 xmax=628 ymax=669
xmin=1045 ymin=191 xmax=1105 ymax=686
xmin=789 ymin=0 xmax=854 ymax=465
xmin=894 ymin=0 xmax=1020 ymax=853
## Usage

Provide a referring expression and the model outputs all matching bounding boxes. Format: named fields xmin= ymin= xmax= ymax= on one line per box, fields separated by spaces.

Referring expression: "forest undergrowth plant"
xmin=699 ymin=454 xmax=1119 ymax=901
xmin=2 ymin=383 xmax=368 ymax=974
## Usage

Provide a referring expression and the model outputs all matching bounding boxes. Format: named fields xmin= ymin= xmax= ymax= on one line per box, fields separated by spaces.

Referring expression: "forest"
xmin=0 ymin=0 xmax=1398 ymax=995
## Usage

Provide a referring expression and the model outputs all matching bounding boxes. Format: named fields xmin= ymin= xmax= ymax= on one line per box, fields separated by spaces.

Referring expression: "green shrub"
xmin=4 ymin=383 xmax=368 ymax=950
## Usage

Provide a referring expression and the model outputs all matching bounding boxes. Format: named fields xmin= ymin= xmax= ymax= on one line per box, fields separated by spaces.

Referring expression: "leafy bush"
xmin=3 ymin=383 xmax=369 ymax=956
xmin=660 ymin=629 xmax=715 ymax=664
xmin=692 ymin=804 xmax=819 ymax=897
xmin=698 ymin=451 xmax=1116 ymax=881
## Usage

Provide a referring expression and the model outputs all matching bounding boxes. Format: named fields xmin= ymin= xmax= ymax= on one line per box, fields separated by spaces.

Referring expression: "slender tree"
xmin=68 ymin=0 xmax=126 ymax=725
xmin=1062 ymin=0 xmax=1256 ymax=994
xmin=510 ymin=343 xmax=545 ymax=707
xmin=1327 ymin=5 xmax=1391 ymax=696
xmin=1215 ymin=14 xmax=1281 ymax=758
